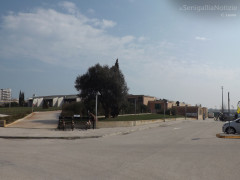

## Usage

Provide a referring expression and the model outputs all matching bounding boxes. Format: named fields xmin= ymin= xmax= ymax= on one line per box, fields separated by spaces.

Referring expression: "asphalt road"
xmin=0 ymin=119 xmax=239 ymax=180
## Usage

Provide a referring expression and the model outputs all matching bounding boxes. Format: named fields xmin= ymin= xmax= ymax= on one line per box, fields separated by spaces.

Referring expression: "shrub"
xmin=61 ymin=102 xmax=87 ymax=117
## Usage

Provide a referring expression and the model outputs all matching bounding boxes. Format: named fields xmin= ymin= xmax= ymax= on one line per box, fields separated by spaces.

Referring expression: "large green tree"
xmin=75 ymin=59 xmax=128 ymax=118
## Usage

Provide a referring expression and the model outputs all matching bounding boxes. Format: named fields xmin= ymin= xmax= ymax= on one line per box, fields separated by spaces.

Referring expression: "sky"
xmin=0 ymin=0 xmax=240 ymax=109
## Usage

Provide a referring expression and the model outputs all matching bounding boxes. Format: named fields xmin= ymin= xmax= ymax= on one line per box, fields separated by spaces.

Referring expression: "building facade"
xmin=0 ymin=88 xmax=12 ymax=103
xmin=28 ymin=95 xmax=81 ymax=107
xmin=126 ymin=95 xmax=156 ymax=113
xmin=148 ymin=100 xmax=190 ymax=113
xmin=127 ymin=95 xmax=156 ymax=106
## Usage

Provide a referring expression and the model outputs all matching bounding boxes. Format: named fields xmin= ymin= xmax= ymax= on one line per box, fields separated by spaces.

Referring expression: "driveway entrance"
xmin=7 ymin=111 xmax=60 ymax=129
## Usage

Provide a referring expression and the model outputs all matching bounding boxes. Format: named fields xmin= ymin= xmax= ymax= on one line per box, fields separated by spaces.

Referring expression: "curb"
xmin=0 ymin=135 xmax=102 ymax=140
xmin=0 ymin=123 xmax=160 ymax=140
xmin=216 ymin=133 xmax=240 ymax=139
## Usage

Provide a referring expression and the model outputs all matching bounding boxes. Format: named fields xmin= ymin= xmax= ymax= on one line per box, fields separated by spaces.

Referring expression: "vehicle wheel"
xmin=226 ymin=127 xmax=236 ymax=134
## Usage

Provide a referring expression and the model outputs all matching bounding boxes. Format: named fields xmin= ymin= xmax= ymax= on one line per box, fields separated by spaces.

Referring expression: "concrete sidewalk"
xmin=0 ymin=119 xmax=185 ymax=140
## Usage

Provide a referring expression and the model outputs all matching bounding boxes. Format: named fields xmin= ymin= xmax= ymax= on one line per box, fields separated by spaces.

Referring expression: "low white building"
xmin=28 ymin=95 xmax=81 ymax=107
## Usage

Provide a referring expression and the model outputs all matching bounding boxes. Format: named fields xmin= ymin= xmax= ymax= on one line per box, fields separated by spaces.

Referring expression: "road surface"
xmin=0 ymin=119 xmax=239 ymax=180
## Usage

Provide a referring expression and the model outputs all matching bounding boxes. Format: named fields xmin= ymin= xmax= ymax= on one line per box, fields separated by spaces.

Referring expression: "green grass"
xmin=0 ymin=107 xmax=32 ymax=116
xmin=99 ymin=113 xmax=181 ymax=121
xmin=0 ymin=107 xmax=61 ymax=124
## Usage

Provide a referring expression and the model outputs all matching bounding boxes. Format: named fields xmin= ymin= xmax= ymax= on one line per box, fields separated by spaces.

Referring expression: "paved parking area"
xmin=1 ymin=119 xmax=238 ymax=180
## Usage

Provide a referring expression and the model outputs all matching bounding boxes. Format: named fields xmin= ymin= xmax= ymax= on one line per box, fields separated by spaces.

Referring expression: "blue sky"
xmin=0 ymin=0 xmax=239 ymax=109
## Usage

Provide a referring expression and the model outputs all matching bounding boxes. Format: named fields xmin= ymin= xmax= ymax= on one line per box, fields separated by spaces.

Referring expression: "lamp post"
xmin=95 ymin=92 xmax=101 ymax=122
xmin=185 ymin=105 xmax=187 ymax=120
xmin=32 ymin=94 xmax=35 ymax=113
xmin=164 ymin=100 xmax=168 ymax=122
xmin=221 ymin=86 xmax=224 ymax=113
xmin=135 ymin=98 xmax=137 ymax=114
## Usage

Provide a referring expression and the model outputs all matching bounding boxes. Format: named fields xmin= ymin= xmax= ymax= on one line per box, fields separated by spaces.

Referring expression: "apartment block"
xmin=0 ymin=88 xmax=12 ymax=102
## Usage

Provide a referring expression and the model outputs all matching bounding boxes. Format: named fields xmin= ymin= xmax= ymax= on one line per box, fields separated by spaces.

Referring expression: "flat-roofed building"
xmin=148 ymin=100 xmax=191 ymax=113
xmin=28 ymin=94 xmax=81 ymax=107
xmin=0 ymin=88 xmax=11 ymax=103
xmin=127 ymin=95 xmax=156 ymax=106
xmin=148 ymin=100 xmax=175 ymax=113
xmin=126 ymin=94 xmax=156 ymax=114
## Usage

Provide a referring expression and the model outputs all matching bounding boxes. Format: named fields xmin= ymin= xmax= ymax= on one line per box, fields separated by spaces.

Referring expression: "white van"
xmin=208 ymin=112 xmax=214 ymax=118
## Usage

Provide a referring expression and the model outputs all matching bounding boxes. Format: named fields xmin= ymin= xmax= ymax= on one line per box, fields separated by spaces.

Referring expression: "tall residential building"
xmin=0 ymin=88 xmax=12 ymax=102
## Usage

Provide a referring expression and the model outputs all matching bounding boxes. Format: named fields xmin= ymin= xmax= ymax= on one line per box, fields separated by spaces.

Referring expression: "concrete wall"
xmin=33 ymin=99 xmax=38 ymax=107
xmin=96 ymin=119 xmax=164 ymax=128
xmin=143 ymin=96 xmax=156 ymax=106
xmin=53 ymin=97 xmax=58 ymax=107
xmin=57 ymin=97 xmax=64 ymax=107
xmin=38 ymin=98 xmax=43 ymax=107
xmin=173 ymin=106 xmax=208 ymax=120
xmin=96 ymin=118 xmax=198 ymax=128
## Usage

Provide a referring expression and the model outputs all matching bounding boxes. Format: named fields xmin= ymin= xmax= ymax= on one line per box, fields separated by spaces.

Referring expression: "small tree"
xmin=19 ymin=91 xmax=25 ymax=107
xmin=176 ymin=101 xmax=180 ymax=106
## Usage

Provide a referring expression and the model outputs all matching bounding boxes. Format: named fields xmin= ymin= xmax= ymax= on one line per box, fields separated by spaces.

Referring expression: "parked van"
xmin=208 ymin=112 xmax=214 ymax=118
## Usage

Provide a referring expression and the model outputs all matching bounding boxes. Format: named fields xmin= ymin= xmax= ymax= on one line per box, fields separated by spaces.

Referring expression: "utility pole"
xmin=221 ymin=86 xmax=224 ymax=113
xmin=135 ymin=98 xmax=136 ymax=114
xmin=228 ymin=92 xmax=230 ymax=114
xmin=95 ymin=92 xmax=100 ymax=121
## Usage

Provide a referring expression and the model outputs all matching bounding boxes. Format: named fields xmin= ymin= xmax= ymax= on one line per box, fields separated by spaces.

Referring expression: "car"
xmin=216 ymin=112 xmax=235 ymax=121
xmin=208 ymin=112 xmax=214 ymax=118
xmin=222 ymin=118 xmax=240 ymax=134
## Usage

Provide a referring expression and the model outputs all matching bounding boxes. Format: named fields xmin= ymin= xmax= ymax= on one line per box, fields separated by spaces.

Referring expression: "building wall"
xmin=29 ymin=95 xmax=79 ymax=107
xmin=173 ymin=106 xmax=208 ymax=120
xmin=0 ymin=88 xmax=11 ymax=102
xmin=53 ymin=97 xmax=58 ymax=107
xmin=57 ymin=97 xmax=64 ymax=107
xmin=143 ymin=96 xmax=156 ymax=106
xmin=127 ymin=95 xmax=156 ymax=106
xmin=148 ymin=100 xmax=168 ymax=113
xmin=148 ymin=100 xmax=179 ymax=113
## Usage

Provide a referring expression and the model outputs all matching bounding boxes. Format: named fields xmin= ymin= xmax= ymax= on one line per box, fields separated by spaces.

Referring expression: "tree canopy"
xmin=75 ymin=59 xmax=128 ymax=118
xmin=19 ymin=90 xmax=25 ymax=107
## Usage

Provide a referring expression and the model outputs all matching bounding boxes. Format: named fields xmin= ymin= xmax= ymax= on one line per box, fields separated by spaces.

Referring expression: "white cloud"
xmin=138 ymin=36 xmax=147 ymax=42
xmin=195 ymin=36 xmax=209 ymax=41
xmin=87 ymin=8 xmax=95 ymax=14
xmin=0 ymin=2 xmax=237 ymax=108
xmin=58 ymin=1 xmax=78 ymax=14
xmin=91 ymin=18 xmax=117 ymax=29
xmin=102 ymin=19 xmax=116 ymax=28
xmin=0 ymin=7 xmax=120 ymax=67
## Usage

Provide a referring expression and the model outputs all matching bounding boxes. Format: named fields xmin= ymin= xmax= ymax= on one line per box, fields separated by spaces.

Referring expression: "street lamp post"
xmin=164 ymin=100 xmax=168 ymax=122
xmin=95 ymin=92 xmax=101 ymax=123
xmin=32 ymin=94 xmax=35 ymax=113
xmin=164 ymin=102 xmax=165 ymax=122
xmin=221 ymin=86 xmax=224 ymax=113
xmin=135 ymin=98 xmax=137 ymax=114
xmin=185 ymin=105 xmax=187 ymax=120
